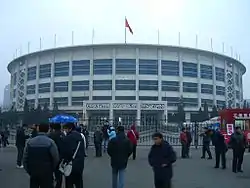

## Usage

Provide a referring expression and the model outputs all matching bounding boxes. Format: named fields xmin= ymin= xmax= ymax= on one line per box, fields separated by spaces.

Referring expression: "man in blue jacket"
xmin=148 ymin=132 xmax=177 ymax=188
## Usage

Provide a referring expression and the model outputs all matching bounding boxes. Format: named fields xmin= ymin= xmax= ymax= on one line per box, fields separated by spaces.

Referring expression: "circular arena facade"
xmin=7 ymin=44 xmax=246 ymax=126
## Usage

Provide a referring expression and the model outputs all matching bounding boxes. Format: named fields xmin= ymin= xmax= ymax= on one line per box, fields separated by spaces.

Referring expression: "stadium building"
xmin=7 ymin=44 xmax=246 ymax=126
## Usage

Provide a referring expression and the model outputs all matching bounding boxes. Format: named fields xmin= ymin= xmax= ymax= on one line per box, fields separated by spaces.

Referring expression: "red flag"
xmin=125 ymin=18 xmax=133 ymax=34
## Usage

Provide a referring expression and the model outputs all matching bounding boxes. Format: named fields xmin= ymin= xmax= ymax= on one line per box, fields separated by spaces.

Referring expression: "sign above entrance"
xmin=140 ymin=104 xmax=165 ymax=110
xmin=112 ymin=103 xmax=137 ymax=109
xmin=86 ymin=103 xmax=110 ymax=110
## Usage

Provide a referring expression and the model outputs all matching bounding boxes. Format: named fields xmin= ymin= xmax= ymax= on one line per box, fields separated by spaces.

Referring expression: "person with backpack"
xmin=127 ymin=124 xmax=139 ymax=160
xmin=148 ymin=132 xmax=177 ymax=188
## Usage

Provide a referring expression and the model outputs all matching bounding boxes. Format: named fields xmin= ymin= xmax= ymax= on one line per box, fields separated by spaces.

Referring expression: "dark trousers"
xmin=186 ymin=143 xmax=191 ymax=157
xmin=232 ymin=149 xmax=244 ymax=172
xmin=215 ymin=148 xmax=226 ymax=168
xmin=2 ymin=137 xmax=9 ymax=147
xmin=30 ymin=174 xmax=54 ymax=188
xmin=65 ymin=172 xmax=83 ymax=188
xmin=201 ymin=144 xmax=212 ymax=158
xmin=95 ymin=142 xmax=102 ymax=157
xmin=132 ymin=144 xmax=137 ymax=160
xmin=16 ymin=146 xmax=24 ymax=166
xmin=181 ymin=143 xmax=187 ymax=158
xmin=54 ymin=169 xmax=62 ymax=188
xmin=154 ymin=179 xmax=171 ymax=188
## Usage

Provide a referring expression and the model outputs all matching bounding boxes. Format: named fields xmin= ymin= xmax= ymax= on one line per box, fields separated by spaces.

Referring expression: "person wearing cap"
xmin=108 ymin=126 xmax=132 ymax=188
xmin=148 ymin=132 xmax=176 ymax=188
xmin=23 ymin=123 xmax=59 ymax=188
xmin=62 ymin=123 xmax=85 ymax=188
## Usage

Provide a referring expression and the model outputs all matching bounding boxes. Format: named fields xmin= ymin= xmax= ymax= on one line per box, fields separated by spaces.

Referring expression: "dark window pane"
xmin=72 ymin=60 xmax=90 ymax=75
xmin=54 ymin=62 xmax=69 ymax=77
xmin=115 ymin=80 xmax=136 ymax=90
xmin=39 ymin=64 xmax=51 ymax=78
xmin=72 ymin=96 xmax=89 ymax=106
xmin=183 ymin=98 xmax=198 ymax=107
xmin=26 ymin=85 xmax=35 ymax=95
xmin=27 ymin=66 xmax=36 ymax=81
xmin=92 ymin=96 xmax=112 ymax=100
xmin=93 ymin=80 xmax=112 ymax=90
xmin=215 ymin=67 xmax=225 ymax=81
xmin=183 ymin=82 xmax=198 ymax=93
xmin=139 ymin=59 xmax=158 ymax=75
xmin=139 ymin=80 xmax=158 ymax=90
xmin=162 ymin=81 xmax=179 ymax=91
xmin=116 ymin=59 xmax=136 ymax=74
xmin=201 ymin=99 xmax=213 ymax=107
xmin=93 ymin=59 xmax=112 ymax=75
xmin=139 ymin=96 xmax=158 ymax=101
xmin=115 ymin=96 xmax=136 ymax=100
xmin=200 ymin=64 xmax=213 ymax=79
xmin=183 ymin=62 xmax=197 ymax=78
xmin=54 ymin=97 xmax=68 ymax=106
xmin=161 ymin=60 xmax=179 ymax=76
xmin=201 ymin=84 xmax=213 ymax=94
xmin=54 ymin=82 xmax=68 ymax=92
xmin=39 ymin=83 xmax=51 ymax=93
xmin=216 ymin=86 xmax=225 ymax=96
xmin=72 ymin=80 xmax=89 ymax=91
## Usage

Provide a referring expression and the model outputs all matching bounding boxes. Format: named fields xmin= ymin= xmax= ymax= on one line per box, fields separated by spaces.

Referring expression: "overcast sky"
xmin=0 ymin=0 xmax=249 ymax=102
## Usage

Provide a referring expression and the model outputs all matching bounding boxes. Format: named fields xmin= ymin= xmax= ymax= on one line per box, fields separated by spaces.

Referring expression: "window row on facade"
xmin=23 ymin=80 xmax=240 ymax=98
xmin=26 ymin=96 xmax=226 ymax=109
xmin=12 ymin=59 xmax=242 ymax=85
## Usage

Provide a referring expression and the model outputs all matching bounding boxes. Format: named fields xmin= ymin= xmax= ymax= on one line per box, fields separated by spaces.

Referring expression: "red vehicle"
xmin=219 ymin=108 xmax=250 ymax=146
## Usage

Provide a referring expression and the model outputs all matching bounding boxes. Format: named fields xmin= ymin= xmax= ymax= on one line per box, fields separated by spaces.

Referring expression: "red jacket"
xmin=180 ymin=132 xmax=187 ymax=144
xmin=127 ymin=125 xmax=139 ymax=145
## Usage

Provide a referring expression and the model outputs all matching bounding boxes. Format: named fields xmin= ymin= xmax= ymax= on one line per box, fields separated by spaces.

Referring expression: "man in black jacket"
xmin=108 ymin=126 xmax=132 ymax=188
xmin=229 ymin=126 xmax=246 ymax=173
xmin=94 ymin=126 xmax=103 ymax=157
xmin=62 ymin=123 xmax=85 ymax=188
xmin=200 ymin=127 xmax=212 ymax=159
xmin=148 ymin=132 xmax=177 ymax=188
xmin=15 ymin=124 xmax=29 ymax=168
xmin=49 ymin=123 xmax=65 ymax=188
xmin=23 ymin=123 xmax=59 ymax=188
xmin=213 ymin=130 xmax=227 ymax=169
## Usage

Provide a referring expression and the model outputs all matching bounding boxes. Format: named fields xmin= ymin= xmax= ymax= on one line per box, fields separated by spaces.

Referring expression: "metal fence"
xmin=8 ymin=120 xmax=214 ymax=147
xmin=85 ymin=120 xmax=214 ymax=147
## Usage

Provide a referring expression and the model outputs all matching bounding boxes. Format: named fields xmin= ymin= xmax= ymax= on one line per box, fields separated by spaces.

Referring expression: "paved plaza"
xmin=0 ymin=147 xmax=250 ymax=188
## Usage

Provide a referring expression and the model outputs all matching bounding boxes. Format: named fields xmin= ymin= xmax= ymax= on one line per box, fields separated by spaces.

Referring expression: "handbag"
xmin=59 ymin=142 xmax=81 ymax=177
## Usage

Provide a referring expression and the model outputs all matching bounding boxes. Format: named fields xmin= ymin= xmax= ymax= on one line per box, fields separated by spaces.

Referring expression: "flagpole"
xmin=28 ymin=42 xmax=30 ymax=54
xmin=222 ymin=42 xmax=225 ymax=54
xmin=39 ymin=37 xmax=42 ymax=51
xmin=125 ymin=17 xmax=127 ymax=44
xmin=20 ymin=45 xmax=22 ymax=56
xmin=16 ymin=49 xmax=18 ymax=57
xmin=157 ymin=29 xmax=160 ymax=45
xmin=71 ymin=31 xmax=74 ymax=45
xmin=92 ymin=29 xmax=95 ymax=44
xmin=230 ymin=46 xmax=233 ymax=57
xmin=178 ymin=32 xmax=180 ymax=46
xmin=210 ymin=38 xmax=213 ymax=52
xmin=195 ymin=34 xmax=198 ymax=48
xmin=54 ymin=34 xmax=57 ymax=48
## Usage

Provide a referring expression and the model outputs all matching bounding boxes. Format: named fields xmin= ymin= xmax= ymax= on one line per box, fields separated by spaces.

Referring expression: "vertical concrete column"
xmin=179 ymin=52 xmax=183 ymax=96
xmin=82 ymin=102 xmax=88 ymax=126
xmin=68 ymin=52 xmax=73 ymax=106
xmin=109 ymin=102 xmax=113 ymax=125
xmin=158 ymin=49 xmax=162 ymax=100
xmin=35 ymin=56 xmax=40 ymax=108
xmin=197 ymin=54 xmax=201 ymax=107
xmin=135 ymin=48 xmax=139 ymax=101
xmin=112 ymin=48 xmax=116 ymax=101
xmin=136 ymin=102 xmax=141 ymax=126
xmin=50 ymin=52 xmax=55 ymax=107
xmin=212 ymin=56 xmax=216 ymax=105
xmin=89 ymin=48 xmax=94 ymax=100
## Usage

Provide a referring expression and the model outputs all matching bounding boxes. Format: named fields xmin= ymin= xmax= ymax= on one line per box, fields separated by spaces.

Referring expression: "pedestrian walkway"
xmin=0 ymin=147 xmax=250 ymax=188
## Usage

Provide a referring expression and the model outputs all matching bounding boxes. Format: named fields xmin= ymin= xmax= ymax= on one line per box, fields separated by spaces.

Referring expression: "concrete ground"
xmin=0 ymin=146 xmax=250 ymax=188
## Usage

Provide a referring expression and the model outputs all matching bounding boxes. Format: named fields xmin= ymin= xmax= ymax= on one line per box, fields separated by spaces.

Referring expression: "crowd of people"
xmin=13 ymin=120 xmax=177 ymax=188
xmin=180 ymin=126 xmax=247 ymax=173
xmin=1 ymin=120 xmax=247 ymax=188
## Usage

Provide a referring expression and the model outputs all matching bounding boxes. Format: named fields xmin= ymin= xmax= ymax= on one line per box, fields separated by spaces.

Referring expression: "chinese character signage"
xmin=226 ymin=124 xmax=234 ymax=135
